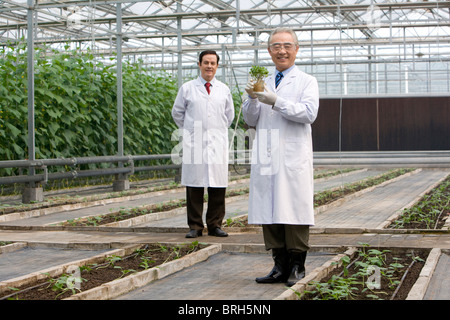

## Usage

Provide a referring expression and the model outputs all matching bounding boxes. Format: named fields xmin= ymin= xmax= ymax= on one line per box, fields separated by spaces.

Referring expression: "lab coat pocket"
xmin=284 ymin=140 xmax=307 ymax=170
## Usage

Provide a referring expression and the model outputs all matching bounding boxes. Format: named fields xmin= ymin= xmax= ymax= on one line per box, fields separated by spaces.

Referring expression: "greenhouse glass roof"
xmin=1 ymin=0 xmax=449 ymax=95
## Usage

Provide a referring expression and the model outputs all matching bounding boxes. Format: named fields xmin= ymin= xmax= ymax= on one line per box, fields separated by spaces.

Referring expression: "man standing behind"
xmin=243 ymin=28 xmax=319 ymax=286
xmin=172 ymin=50 xmax=235 ymax=238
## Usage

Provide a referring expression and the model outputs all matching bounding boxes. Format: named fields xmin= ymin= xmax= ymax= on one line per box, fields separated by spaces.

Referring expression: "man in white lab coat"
xmin=243 ymin=28 xmax=319 ymax=286
xmin=172 ymin=50 xmax=235 ymax=238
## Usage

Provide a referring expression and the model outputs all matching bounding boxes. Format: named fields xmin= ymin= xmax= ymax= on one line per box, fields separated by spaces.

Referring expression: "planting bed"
xmin=388 ymin=175 xmax=449 ymax=229
xmin=223 ymin=169 xmax=416 ymax=229
xmin=1 ymin=242 xmax=206 ymax=300
xmin=1 ymin=168 xmax=352 ymax=227
xmin=299 ymin=245 xmax=430 ymax=300
xmin=58 ymin=188 xmax=250 ymax=227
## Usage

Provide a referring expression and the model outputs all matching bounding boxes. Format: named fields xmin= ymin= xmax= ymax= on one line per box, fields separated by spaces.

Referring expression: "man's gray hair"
xmin=267 ymin=27 xmax=299 ymax=48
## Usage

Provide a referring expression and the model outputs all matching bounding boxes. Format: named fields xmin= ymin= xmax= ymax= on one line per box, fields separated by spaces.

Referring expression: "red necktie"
xmin=205 ymin=82 xmax=211 ymax=95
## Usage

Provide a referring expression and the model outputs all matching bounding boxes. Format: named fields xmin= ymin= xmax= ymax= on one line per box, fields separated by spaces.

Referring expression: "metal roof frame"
xmin=1 ymin=0 xmax=449 ymax=92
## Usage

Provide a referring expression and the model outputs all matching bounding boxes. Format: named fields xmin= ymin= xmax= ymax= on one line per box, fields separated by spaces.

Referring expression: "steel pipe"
xmin=1 ymin=151 xmax=448 ymax=187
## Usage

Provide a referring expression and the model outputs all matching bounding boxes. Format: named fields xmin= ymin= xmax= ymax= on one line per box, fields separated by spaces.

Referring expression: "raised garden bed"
xmin=297 ymin=244 xmax=430 ymax=300
xmin=224 ymin=169 xmax=415 ymax=229
xmin=0 ymin=241 xmax=209 ymax=300
xmin=59 ymin=168 xmax=359 ymax=227
xmin=1 ymin=169 xmax=350 ymax=223
xmin=387 ymin=175 xmax=449 ymax=230
xmin=58 ymin=188 xmax=249 ymax=227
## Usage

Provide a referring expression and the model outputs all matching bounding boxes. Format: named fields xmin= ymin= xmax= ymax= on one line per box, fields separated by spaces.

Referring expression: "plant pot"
xmin=253 ymin=80 xmax=265 ymax=92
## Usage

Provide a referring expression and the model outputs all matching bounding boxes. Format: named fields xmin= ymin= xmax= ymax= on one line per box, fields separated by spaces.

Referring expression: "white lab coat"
xmin=243 ymin=66 xmax=319 ymax=225
xmin=172 ymin=76 xmax=235 ymax=188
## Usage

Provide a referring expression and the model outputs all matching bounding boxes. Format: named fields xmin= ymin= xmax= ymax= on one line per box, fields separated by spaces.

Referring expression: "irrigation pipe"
xmin=390 ymin=259 xmax=416 ymax=300
xmin=0 ymin=279 xmax=50 ymax=300
xmin=433 ymin=199 xmax=449 ymax=230
xmin=336 ymin=256 xmax=360 ymax=278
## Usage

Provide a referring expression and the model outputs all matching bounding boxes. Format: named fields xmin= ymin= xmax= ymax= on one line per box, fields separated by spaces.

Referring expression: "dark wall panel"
xmin=341 ymin=98 xmax=378 ymax=151
xmin=311 ymin=99 xmax=340 ymax=151
xmin=312 ymin=96 xmax=450 ymax=151
xmin=378 ymin=97 xmax=450 ymax=151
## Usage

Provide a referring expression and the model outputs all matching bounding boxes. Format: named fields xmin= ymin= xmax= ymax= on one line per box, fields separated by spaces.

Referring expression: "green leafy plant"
xmin=44 ymin=272 xmax=86 ymax=299
xmin=96 ymin=255 xmax=123 ymax=269
xmin=249 ymin=65 xmax=269 ymax=82
xmin=301 ymin=244 xmax=423 ymax=300
xmin=390 ymin=177 xmax=449 ymax=229
xmin=249 ymin=65 xmax=269 ymax=92
xmin=139 ymin=256 xmax=156 ymax=270
xmin=0 ymin=42 xmax=180 ymax=172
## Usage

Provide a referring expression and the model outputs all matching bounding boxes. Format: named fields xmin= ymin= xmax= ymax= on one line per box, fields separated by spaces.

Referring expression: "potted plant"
xmin=249 ymin=65 xmax=269 ymax=92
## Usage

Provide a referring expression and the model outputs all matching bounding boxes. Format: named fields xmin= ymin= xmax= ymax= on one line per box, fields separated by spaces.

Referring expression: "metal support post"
xmin=23 ymin=0 xmax=43 ymax=203
xmin=113 ymin=2 xmax=129 ymax=192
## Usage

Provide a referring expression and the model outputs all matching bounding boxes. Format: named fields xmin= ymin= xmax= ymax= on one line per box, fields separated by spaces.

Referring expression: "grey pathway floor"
xmin=112 ymin=169 xmax=388 ymax=229
xmin=129 ymin=169 xmax=445 ymax=231
xmin=0 ymin=169 xmax=384 ymax=228
xmin=315 ymin=169 xmax=448 ymax=229
xmin=116 ymin=251 xmax=335 ymax=300
xmin=0 ymin=178 xmax=249 ymax=227
xmin=423 ymin=251 xmax=450 ymax=300
xmin=0 ymin=168 xmax=449 ymax=300
xmin=0 ymin=246 xmax=109 ymax=281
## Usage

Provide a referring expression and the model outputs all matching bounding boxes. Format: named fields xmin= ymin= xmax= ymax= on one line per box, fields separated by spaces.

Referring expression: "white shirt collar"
xmin=199 ymin=76 xmax=215 ymax=86
xmin=276 ymin=65 xmax=296 ymax=77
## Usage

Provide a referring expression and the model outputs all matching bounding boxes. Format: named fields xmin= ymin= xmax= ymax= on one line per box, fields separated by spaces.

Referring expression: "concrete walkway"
xmin=0 ymin=168 xmax=449 ymax=300
xmin=0 ymin=168 xmax=384 ymax=227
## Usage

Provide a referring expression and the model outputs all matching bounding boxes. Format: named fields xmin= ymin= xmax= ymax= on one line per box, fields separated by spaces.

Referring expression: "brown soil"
xmin=300 ymin=247 xmax=430 ymax=300
xmin=61 ymin=188 xmax=248 ymax=227
xmin=1 ymin=242 xmax=206 ymax=300
xmin=388 ymin=177 xmax=449 ymax=229
xmin=396 ymin=217 xmax=448 ymax=229
xmin=253 ymin=80 xmax=265 ymax=92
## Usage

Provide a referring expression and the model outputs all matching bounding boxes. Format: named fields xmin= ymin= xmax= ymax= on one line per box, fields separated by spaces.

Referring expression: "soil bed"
xmin=300 ymin=246 xmax=430 ymax=300
xmin=1 ymin=242 xmax=206 ymax=300
xmin=388 ymin=175 xmax=449 ymax=229
xmin=59 ymin=188 xmax=249 ymax=227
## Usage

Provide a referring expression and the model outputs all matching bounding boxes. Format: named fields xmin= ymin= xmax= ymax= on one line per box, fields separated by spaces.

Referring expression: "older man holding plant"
xmin=243 ymin=27 xmax=320 ymax=286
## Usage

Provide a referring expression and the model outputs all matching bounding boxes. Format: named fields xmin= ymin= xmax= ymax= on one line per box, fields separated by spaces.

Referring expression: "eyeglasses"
xmin=269 ymin=42 xmax=298 ymax=52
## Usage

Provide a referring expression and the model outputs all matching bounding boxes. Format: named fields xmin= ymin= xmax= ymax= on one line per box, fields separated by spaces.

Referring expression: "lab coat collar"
xmin=197 ymin=76 xmax=216 ymax=95
xmin=268 ymin=65 xmax=299 ymax=91
xmin=197 ymin=76 xmax=216 ymax=86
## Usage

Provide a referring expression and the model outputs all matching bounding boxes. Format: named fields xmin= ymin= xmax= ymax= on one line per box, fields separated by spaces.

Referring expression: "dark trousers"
xmin=186 ymin=186 xmax=226 ymax=231
xmin=262 ymin=224 xmax=310 ymax=253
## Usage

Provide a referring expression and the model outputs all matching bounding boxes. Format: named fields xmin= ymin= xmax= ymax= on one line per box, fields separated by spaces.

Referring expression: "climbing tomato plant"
xmin=0 ymin=43 xmax=178 ymax=163
xmin=0 ymin=42 xmax=245 ymax=178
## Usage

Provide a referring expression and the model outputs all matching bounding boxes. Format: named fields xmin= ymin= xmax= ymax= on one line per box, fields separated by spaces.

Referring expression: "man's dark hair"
xmin=199 ymin=50 xmax=220 ymax=64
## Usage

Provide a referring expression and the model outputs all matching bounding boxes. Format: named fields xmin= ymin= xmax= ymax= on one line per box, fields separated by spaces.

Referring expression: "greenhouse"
xmin=1 ymin=1 xmax=449 ymax=161
xmin=0 ymin=0 xmax=449 ymax=303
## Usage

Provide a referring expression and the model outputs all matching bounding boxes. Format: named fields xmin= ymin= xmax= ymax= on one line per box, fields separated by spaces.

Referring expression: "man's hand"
xmin=245 ymin=80 xmax=257 ymax=99
xmin=255 ymin=85 xmax=277 ymax=106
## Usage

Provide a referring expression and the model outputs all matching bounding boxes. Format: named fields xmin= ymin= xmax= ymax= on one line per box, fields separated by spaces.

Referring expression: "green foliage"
xmin=390 ymin=176 xmax=449 ymax=229
xmin=303 ymin=244 xmax=396 ymax=300
xmin=0 ymin=42 xmax=179 ymax=166
xmin=43 ymin=272 xmax=86 ymax=299
xmin=249 ymin=65 xmax=269 ymax=81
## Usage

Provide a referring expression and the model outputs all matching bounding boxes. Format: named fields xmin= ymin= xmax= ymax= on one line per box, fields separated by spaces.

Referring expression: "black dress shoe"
xmin=208 ymin=227 xmax=228 ymax=237
xmin=185 ymin=229 xmax=202 ymax=238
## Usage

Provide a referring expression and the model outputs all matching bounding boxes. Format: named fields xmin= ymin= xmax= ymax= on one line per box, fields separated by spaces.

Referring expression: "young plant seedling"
xmin=249 ymin=65 xmax=269 ymax=92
